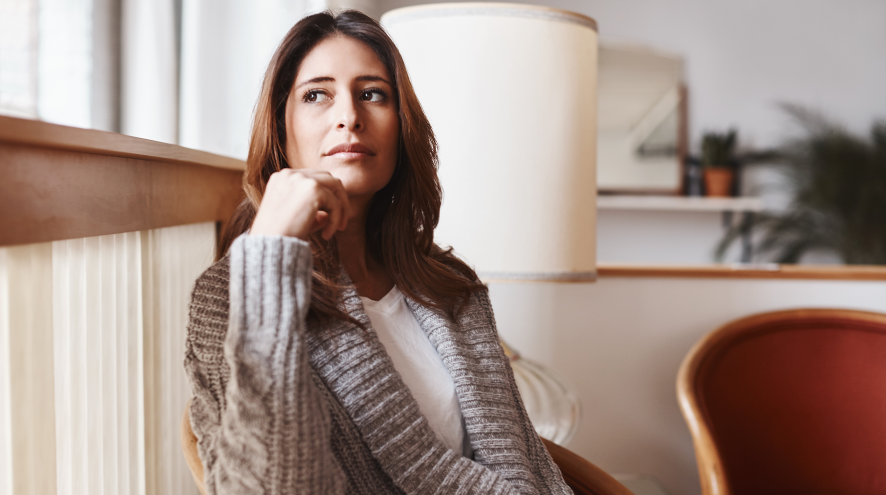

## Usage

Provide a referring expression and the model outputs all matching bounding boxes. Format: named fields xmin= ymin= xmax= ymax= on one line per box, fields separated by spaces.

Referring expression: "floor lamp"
xmin=382 ymin=3 xmax=598 ymax=445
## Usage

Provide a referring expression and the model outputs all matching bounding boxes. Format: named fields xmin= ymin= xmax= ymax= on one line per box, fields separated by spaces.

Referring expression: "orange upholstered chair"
xmin=678 ymin=309 xmax=886 ymax=495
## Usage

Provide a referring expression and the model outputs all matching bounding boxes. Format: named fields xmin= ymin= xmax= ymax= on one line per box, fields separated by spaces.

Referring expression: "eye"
xmin=303 ymin=90 xmax=330 ymax=103
xmin=360 ymin=88 xmax=386 ymax=102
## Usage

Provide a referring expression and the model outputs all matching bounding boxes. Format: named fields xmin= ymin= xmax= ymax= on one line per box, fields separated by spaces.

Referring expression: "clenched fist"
xmin=250 ymin=169 xmax=351 ymax=241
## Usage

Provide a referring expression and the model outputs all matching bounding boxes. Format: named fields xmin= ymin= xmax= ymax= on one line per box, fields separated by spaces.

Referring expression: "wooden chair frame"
xmin=676 ymin=308 xmax=886 ymax=495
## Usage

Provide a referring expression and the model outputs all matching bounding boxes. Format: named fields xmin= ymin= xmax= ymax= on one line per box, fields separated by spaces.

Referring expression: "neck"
xmin=336 ymin=195 xmax=394 ymax=300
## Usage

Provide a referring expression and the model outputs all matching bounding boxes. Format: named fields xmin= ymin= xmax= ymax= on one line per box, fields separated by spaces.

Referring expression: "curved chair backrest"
xmin=181 ymin=400 xmax=207 ymax=495
xmin=181 ymin=402 xmax=634 ymax=495
xmin=678 ymin=309 xmax=886 ymax=495
xmin=539 ymin=438 xmax=635 ymax=495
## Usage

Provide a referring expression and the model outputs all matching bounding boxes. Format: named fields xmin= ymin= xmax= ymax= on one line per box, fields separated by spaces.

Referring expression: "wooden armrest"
xmin=181 ymin=400 xmax=207 ymax=495
xmin=540 ymin=437 xmax=635 ymax=495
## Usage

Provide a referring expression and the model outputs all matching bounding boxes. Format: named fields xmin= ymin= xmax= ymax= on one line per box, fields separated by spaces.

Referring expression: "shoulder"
xmin=460 ymin=284 xmax=495 ymax=327
xmin=186 ymin=256 xmax=232 ymax=363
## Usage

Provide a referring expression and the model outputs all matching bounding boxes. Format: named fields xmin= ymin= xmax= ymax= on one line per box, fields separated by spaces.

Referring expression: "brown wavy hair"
xmin=218 ymin=10 xmax=484 ymax=326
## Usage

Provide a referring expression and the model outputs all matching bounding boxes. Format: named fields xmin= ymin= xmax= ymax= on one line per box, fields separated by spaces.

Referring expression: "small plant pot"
xmin=704 ymin=167 xmax=734 ymax=197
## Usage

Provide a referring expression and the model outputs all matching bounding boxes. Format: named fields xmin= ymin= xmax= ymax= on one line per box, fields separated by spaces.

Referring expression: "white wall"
xmin=597 ymin=209 xmax=739 ymax=264
xmin=380 ymin=0 xmax=886 ymax=149
xmin=489 ymin=277 xmax=886 ymax=495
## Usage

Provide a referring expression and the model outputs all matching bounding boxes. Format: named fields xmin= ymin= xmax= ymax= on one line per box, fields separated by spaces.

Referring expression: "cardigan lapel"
xmin=305 ymin=281 xmax=510 ymax=494
xmin=404 ymin=288 xmax=542 ymax=495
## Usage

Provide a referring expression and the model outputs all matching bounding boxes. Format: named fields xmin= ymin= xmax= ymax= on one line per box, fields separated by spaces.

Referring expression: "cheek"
xmin=380 ymin=114 xmax=400 ymax=157
xmin=289 ymin=114 xmax=325 ymax=169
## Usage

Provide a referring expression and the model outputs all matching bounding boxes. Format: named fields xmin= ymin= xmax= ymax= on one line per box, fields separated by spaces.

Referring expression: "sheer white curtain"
xmin=0 ymin=0 xmax=120 ymax=131
xmin=121 ymin=0 xmax=178 ymax=143
xmin=0 ymin=0 xmax=39 ymax=119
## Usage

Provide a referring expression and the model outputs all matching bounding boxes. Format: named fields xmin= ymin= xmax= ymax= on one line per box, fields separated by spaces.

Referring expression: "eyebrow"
xmin=294 ymin=75 xmax=392 ymax=89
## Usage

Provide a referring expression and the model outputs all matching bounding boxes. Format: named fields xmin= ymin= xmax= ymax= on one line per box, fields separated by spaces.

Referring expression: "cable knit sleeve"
xmin=183 ymin=234 xmax=347 ymax=494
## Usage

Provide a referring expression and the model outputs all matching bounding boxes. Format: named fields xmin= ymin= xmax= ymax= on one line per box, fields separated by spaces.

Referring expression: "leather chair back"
xmin=678 ymin=309 xmax=886 ymax=495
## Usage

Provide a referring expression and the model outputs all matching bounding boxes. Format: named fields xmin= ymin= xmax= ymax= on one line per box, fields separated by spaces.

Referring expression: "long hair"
xmin=218 ymin=10 xmax=484 ymax=326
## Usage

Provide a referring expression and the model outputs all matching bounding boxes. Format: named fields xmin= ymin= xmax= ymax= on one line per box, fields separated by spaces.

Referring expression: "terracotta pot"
xmin=704 ymin=167 xmax=734 ymax=197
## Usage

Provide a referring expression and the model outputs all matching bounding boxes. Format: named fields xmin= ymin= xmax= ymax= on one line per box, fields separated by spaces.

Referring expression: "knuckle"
xmin=302 ymin=178 xmax=320 ymax=192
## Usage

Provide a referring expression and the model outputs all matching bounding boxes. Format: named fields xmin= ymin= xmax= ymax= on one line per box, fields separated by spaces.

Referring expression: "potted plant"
xmin=716 ymin=105 xmax=886 ymax=264
xmin=701 ymin=130 xmax=737 ymax=197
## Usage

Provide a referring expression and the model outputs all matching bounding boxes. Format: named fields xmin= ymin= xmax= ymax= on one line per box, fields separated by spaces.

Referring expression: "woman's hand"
xmin=250 ymin=169 xmax=350 ymax=241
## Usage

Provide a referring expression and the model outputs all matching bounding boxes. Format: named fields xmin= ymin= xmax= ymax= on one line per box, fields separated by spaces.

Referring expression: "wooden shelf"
xmin=597 ymin=195 xmax=764 ymax=212
xmin=597 ymin=263 xmax=886 ymax=281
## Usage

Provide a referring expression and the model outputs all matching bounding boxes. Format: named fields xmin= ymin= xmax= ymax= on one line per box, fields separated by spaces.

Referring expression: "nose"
xmin=336 ymin=95 xmax=361 ymax=131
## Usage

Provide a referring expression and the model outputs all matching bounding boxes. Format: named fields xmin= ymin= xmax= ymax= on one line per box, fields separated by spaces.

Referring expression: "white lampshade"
xmin=382 ymin=3 xmax=598 ymax=282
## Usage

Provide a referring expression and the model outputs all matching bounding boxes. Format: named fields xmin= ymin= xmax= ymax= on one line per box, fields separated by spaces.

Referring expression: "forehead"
xmin=296 ymin=35 xmax=389 ymax=83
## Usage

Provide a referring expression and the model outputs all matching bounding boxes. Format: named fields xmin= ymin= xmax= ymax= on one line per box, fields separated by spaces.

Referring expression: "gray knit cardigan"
xmin=183 ymin=234 xmax=572 ymax=494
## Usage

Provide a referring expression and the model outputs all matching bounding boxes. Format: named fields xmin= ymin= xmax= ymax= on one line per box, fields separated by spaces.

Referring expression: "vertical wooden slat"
xmin=142 ymin=222 xmax=213 ymax=495
xmin=85 ymin=237 xmax=102 ymax=494
xmin=0 ymin=249 xmax=12 ymax=495
xmin=101 ymin=235 xmax=119 ymax=495
xmin=52 ymin=240 xmax=72 ymax=495
xmin=0 ymin=242 xmax=57 ymax=495
xmin=141 ymin=228 xmax=157 ymax=495
xmin=118 ymin=232 xmax=146 ymax=495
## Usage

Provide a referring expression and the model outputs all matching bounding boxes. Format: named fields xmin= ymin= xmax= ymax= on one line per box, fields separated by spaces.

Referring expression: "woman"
xmin=184 ymin=10 xmax=571 ymax=494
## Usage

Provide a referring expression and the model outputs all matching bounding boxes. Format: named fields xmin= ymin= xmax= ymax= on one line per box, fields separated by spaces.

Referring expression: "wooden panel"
xmin=0 ymin=141 xmax=243 ymax=247
xmin=598 ymin=263 xmax=886 ymax=281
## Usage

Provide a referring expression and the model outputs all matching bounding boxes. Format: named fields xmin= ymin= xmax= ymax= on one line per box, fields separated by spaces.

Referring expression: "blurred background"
xmin=3 ymin=0 xmax=885 ymax=267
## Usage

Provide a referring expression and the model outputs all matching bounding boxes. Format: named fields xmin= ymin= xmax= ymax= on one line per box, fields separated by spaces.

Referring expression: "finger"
xmin=326 ymin=178 xmax=350 ymax=231
xmin=313 ymin=211 xmax=330 ymax=234
xmin=302 ymin=171 xmax=350 ymax=231
xmin=316 ymin=188 xmax=343 ymax=240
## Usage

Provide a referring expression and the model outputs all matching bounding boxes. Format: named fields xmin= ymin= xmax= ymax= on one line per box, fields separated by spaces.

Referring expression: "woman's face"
xmin=285 ymin=35 xmax=400 ymax=206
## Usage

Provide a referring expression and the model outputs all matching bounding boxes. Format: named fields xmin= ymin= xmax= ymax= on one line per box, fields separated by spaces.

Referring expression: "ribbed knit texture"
xmin=184 ymin=235 xmax=572 ymax=494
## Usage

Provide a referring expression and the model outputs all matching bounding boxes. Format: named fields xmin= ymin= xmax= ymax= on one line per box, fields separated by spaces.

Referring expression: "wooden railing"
xmin=0 ymin=115 xmax=244 ymax=248
xmin=598 ymin=263 xmax=886 ymax=281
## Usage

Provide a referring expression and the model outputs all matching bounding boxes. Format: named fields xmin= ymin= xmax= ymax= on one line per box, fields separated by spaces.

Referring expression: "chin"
xmin=329 ymin=165 xmax=394 ymax=198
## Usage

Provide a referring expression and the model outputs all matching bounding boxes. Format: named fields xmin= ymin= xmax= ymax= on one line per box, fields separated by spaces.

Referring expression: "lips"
xmin=325 ymin=142 xmax=375 ymax=156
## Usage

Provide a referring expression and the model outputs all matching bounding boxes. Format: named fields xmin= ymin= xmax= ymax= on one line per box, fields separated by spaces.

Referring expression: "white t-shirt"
xmin=360 ymin=286 xmax=473 ymax=458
